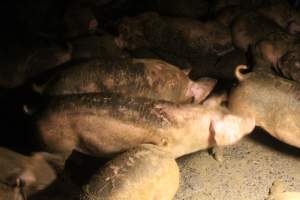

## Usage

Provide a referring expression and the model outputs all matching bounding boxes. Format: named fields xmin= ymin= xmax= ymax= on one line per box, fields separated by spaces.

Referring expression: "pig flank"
xmin=35 ymin=58 xmax=216 ymax=104
xmin=35 ymin=93 xmax=254 ymax=162
xmin=229 ymin=65 xmax=300 ymax=148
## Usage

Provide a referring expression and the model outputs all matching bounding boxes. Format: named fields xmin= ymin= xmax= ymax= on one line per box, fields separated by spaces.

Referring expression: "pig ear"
xmin=182 ymin=68 xmax=192 ymax=75
xmin=189 ymin=78 xmax=217 ymax=104
xmin=32 ymin=152 xmax=65 ymax=172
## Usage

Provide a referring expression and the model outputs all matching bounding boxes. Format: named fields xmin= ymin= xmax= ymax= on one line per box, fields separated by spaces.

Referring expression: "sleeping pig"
xmin=34 ymin=58 xmax=217 ymax=104
xmin=33 ymin=92 xmax=255 ymax=166
xmin=0 ymin=147 xmax=57 ymax=200
xmin=116 ymin=12 xmax=233 ymax=60
xmin=228 ymin=65 xmax=300 ymax=148
xmin=80 ymin=144 xmax=179 ymax=200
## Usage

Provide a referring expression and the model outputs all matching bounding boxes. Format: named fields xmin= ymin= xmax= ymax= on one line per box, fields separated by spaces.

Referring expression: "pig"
xmin=256 ymin=1 xmax=300 ymax=35
xmin=63 ymin=2 xmax=98 ymax=39
xmin=266 ymin=180 xmax=300 ymax=200
xmin=251 ymin=31 xmax=300 ymax=82
xmin=33 ymin=92 xmax=255 ymax=167
xmin=80 ymin=144 xmax=179 ymax=200
xmin=70 ymin=34 xmax=129 ymax=60
xmin=0 ymin=147 xmax=57 ymax=200
xmin=151 ymin=0 xmax=211 ymax=19
xmin=34 ymin=58 xmax=217 ymax=104
xmin=116 ymin=12 xmax=233 ymax=60
xmin=215 ymin=5 xmax=247 ymax=27
xmin=231 ymin=11 xmax=283 ymax=51
xmin=0 ymin=44 xmax=71 ymax=88
xmin=228 ymin=65 xmax=300 ymax=148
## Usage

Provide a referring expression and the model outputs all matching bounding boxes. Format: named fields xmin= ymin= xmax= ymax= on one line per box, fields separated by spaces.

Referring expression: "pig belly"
xmin=80 ymin=144 xmax=179 ymax=200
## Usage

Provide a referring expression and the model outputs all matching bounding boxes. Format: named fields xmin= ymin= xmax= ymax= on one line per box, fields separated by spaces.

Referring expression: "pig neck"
xmin=155 ymin=105 xmax=219 ymax=158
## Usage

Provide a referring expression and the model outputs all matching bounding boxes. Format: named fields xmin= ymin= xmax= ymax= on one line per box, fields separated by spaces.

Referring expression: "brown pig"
xmin=34 ymin=58 xmax=217 ymax=104
xmin=71 ymin=34 xmax=129 ymax=60
xmin=116 ymin=12 xmax=233 ymax=60
xmin=80 ymin=144 xmax=179 ymax=200
xmin=34 ymin=92 xmax=255 ymax=166
xmin=231 ymin=11 xmax=283 ymax=51
xmin=251 ymin=31 xmax=300 ymax=82
xmin=228 ymin=65 xmax=300 ymax=148
xmin=0 ymin=147 xmax=57 ymax=200
xmin=0 ymin=44 xmax=71 ymax=89
xmin=63 ymin=2 xmax=98 ymax=39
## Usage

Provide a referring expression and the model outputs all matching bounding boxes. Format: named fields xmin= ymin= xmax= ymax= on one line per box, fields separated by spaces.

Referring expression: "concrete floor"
xmin=174 ymin=128 xmax=300 ymax=200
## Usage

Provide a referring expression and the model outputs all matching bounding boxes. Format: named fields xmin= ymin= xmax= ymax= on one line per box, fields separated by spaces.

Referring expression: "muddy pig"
xmin=151 ymin=0 xmax=211 ymax=19
xmin=228 ymin=65 xmax=300 ymax=148
xmin=256 ymin=1 xmax=300 ymax=35
xmin=0 ymin=147 xmax=57 ymax=200
xmin=0 ymin=44 xmax=71 ymax=88
xmin=34 ymin=92 xmax=255 ymax=167
xmin=215 ymin=6 xmax=247 ymax=27
xmin=63 ymin=2 xmax=98 ymax=39
xmin=251 ymin=31 xmax=300 ymax=81
xmin=71 ymin=34 xmax=129 ymax=60
xmin=34 ymin=58 xmax=217 ymax=104
xmin=80 ymin=144 xmax=179 ymax=200
xmin=231 ymin=11 xmax=283 ymax=51
xmin=116 ymin=12 xmax=233 ymax=60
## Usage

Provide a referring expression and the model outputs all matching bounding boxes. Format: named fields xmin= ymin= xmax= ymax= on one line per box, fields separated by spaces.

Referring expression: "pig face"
xmin=277 ymin=50 xmax=300 ymax=81
xmin=116 ymin=13 xmax=160 ymax=50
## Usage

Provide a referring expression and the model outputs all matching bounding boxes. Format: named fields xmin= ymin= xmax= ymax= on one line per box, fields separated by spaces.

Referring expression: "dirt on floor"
xmin=174 ymin=128 xmax=300 ymax=200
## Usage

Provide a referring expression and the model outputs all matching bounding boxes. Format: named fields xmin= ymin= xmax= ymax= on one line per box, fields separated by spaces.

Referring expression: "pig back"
xmin=229 ymin=71 xmax=300 ymax=148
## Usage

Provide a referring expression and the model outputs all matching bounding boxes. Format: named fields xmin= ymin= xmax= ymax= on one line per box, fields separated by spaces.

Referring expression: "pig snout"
xmin=210 ymin=115 xmax=255 ymax=146
xmin=187 ymin=77 xmax=217 ymax=104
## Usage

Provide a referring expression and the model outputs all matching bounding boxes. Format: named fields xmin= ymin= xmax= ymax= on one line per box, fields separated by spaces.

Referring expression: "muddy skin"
xmin=0 ymin=147 xmax=57 ymax=200
xmin=80 ymin=144 xmax=179 ymax=200
xmin=71 ymin=34 xmax=129 ymax=60
xmin=228 ymin=65 xmax=300 ymax=149
xmin=231 ymin=11 xmax=284 ymax=51
xmin=0 ymin=44 xmax=71 ymax=89
xmin=34 ymin=92 xmax=255 ymax=167
xmin=116 ymin=12 xmax=233 ymax=60
xmin=35 ymin=58 xmax=217 ymax=104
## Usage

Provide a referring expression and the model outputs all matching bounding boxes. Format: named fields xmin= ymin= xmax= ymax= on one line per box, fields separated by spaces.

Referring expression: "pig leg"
xmin=80 ymin=144 xmax=179 ymax=200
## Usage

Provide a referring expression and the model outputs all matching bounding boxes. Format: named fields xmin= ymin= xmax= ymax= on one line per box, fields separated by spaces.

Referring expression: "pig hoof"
xmin=212 ymin=147 xmax=224 ymax=162
xmin=161 ymin=138 xmax=168 ymax=146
